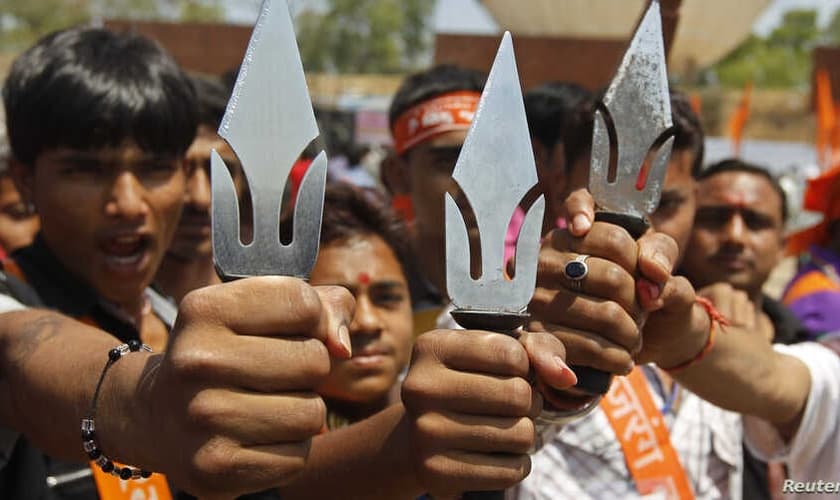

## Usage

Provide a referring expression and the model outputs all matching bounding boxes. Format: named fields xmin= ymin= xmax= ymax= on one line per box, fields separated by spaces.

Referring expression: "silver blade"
xmin=212 ymin=0 xmax=326 ymax=279
xmin=445 ymin=31 xmax=545 ymax=314
xmin=589 ymin=0 xmax=673 ymax=219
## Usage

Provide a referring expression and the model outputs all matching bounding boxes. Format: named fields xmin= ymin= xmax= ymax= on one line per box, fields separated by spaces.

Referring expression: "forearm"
xmin=280 ymin=404 xmax=421 ymax=500
xmin=0 ymin=310 xmax=152 ymax=462
xmin=668 ymin=305 xmax=809 ymax=433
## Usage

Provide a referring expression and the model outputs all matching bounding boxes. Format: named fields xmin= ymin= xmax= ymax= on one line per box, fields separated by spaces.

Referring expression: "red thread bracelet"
xmin=664 ymin=297 xmax=729 ymax=374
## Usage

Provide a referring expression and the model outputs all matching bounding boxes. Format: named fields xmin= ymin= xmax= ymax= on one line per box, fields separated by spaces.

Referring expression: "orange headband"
xmin=392 ymin=91 xmax=481 ymax=155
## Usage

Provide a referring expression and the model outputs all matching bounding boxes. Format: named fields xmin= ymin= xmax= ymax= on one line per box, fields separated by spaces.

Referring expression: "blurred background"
xmin=2 ymin=0 xmax=839 ymax=230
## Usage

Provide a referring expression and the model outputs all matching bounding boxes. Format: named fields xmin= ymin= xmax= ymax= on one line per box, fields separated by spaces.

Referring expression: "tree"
xmin=295 ymin=0 xmax=434 ymax=74
xmin=0 ymin=0 xmax=173 ymax=52
xmin=0 ymin=0 xmax=91 ymax=50
xmin=177 ymin=0 xmax=224 ymax=23
xmin=711 ymin=9 xmax=820 ymax=88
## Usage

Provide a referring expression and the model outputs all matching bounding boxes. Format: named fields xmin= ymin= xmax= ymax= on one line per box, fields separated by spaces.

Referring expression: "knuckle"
xmin=401 ymin=372 xmax=433 ymax=411
xmin=498 ymin=456 xmax=532 ymax=486
xmin=493 ymin=336 xmax=529 ymax=374
xmin=292 ymin=280 xmax=323 ymax=322
xmin=415 ymin=412 xmax=445 ymax=440
xmin=185 ymin=390 xmax=224 ymax=429
xmin=506 ymin=378 xmax=533 ymax=415
xmin=603 ymin=263 xmax=629 ymax=292
xmin=603 ymin=225 xmax=631 ymax=255
xmin=511 ymin=417 xmax=536 ymax=452
xmin=192 ymin=441 xmax=236 ymax=480
xmin=177 ymin=289 xmax=216 ymax=324
xmin=169 ymin=348 xmax=216 ymax=380
xmin=296 ymin=395 xmax=327 ymax=436
xmin=299 ymin=339 xmax=331 ymax=382
xmin=600 ymin=300 xmax=627 ymax=327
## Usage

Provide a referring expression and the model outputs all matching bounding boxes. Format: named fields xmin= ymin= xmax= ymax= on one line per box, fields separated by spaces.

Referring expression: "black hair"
xmin=388 ymin=64 xmax=485 ymax=131
xmin=318 ymin=184 xmax=413 ymax=276
xmin=190 ymin=74 xmax=231 ymax=130
xmin=669 ymin=91 xmax=705 ymax=177
xmin=524 ymin=81 xmax=592 ymax=154
xmin=3 ymin=27 xmax=197 ymax=165
xmin=698 ymin=159 xmax=789 ymax=223
xmin=562 ymin=89 xmax=705 ymax=176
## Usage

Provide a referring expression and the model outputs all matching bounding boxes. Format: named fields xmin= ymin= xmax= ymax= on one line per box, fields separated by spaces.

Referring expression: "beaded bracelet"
xmin=81 ymin=340 xmax=154 ymax=480
xmin=664 ymin=297 xmax=730 ymax=374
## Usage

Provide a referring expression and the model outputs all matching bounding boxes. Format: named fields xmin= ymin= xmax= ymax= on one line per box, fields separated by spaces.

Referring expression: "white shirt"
xmin=0 ymin=294 xmax=25 ymax=314
xmin=512 ymin=367 xmax=743 ymax=500
xmin=743 ymin=342 xmax=840 ymax=499
xmin=0 ymin=294 xmax=25 ymax=471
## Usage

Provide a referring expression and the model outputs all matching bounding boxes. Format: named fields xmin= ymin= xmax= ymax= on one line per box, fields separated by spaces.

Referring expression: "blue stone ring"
xmin=563 ymin=254 xmax=590 ymax=292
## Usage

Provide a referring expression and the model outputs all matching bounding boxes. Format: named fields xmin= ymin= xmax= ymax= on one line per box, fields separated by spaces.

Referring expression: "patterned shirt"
xmin=511 ymin=366 xmax=743 ymax=500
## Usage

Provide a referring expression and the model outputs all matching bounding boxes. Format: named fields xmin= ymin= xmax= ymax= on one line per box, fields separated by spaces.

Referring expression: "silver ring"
xmin=563 ymin=254 xmax=590 ymax=292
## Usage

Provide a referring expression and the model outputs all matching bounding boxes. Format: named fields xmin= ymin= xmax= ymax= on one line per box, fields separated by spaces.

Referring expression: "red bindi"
xmin=358 ymin=272 xmax=370 ymax=285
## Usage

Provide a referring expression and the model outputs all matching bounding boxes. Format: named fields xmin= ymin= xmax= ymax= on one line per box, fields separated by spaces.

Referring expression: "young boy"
xmin=308 ymin=184 xmax=414 ymax=428
xmin=2 ymin=26 xmax=197 ymax=498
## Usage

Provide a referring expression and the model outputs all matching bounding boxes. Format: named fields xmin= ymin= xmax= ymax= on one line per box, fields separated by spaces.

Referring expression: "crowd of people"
xmin=0 ymin=16 xmax=838 ymax=500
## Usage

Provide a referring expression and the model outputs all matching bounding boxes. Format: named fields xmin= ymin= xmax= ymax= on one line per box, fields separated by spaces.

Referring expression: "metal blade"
xmin=212 ymin=0 xmax=326 ymax=280
xmin=589 ymin=0 xmax=673 ymax=219
xmin=445 ymin=31 xmax=545 ymax=314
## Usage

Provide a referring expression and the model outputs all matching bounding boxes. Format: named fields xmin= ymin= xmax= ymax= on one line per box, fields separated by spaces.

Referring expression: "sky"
xmin=224 ymin=0 xmax=840 ymax=35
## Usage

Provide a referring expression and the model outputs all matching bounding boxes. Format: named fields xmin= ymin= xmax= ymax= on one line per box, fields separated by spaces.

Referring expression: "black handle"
xmin=462 ymin=491 xmax=506 ymax=500
xmin=449 ymin=310 xmax=528 ymax=499
xmin=567 ymin=211 xmax=650 ymax=396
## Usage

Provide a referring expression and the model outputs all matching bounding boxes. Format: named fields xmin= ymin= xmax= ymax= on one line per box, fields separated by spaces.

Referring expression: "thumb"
xmin=314 ymin=285 xmax=355 ymax=359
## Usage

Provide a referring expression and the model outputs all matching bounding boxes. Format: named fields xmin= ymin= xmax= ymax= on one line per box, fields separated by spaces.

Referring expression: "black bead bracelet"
xmin=82 ymin=340 xmax=154 ymax=480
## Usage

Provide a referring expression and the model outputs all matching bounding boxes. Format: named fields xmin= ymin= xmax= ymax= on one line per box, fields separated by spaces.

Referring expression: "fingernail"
xmin=572 ymin=213 xmax=591 ymax=234
xmin=554 ymin=356 xmax=578 ymax=385
xmin=638 ymin=279 xmax=661 ymax=302
xmin=338 ymin=324 xmax=352 ymax=356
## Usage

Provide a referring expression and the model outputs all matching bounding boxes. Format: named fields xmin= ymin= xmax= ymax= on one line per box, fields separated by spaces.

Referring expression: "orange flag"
xmin=727 ymin=81 xmax=752 ymax=157
xmin=689 ymin=93 xmax=702 ymax=117
xmin=816 ymin=69 xmax=837 ymax=168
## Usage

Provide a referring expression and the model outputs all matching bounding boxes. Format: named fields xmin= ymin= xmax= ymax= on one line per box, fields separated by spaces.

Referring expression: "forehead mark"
xmin=358 ymin=272 xmax=371 ymax=285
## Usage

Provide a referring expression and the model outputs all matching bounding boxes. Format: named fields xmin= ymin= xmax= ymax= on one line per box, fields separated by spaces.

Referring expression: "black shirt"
xmin=0 ymin=236 xmax=152 ymax=499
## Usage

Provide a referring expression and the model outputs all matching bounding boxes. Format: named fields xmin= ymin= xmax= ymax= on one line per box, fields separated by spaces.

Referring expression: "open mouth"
xmin=100 ymin=233 xmax=152 ymax=272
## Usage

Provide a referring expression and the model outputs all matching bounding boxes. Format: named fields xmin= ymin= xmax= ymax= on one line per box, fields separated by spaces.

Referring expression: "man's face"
xmin=310 ymin=235 xmax=413 ymax=403
xmin=20 ymin=143 xmax=186 ymax=306
xmin=169 ymin=125 xmax=242 ymax=259
xmin=0 ymin=175 xmax=38 ymax=252
xmin=400 ymin=129 xmax=470 ymax=292
xmin=650 ymin=148 xmax=697 ymax=265
xmin=681 ymin=171 xmax=785 ymax=297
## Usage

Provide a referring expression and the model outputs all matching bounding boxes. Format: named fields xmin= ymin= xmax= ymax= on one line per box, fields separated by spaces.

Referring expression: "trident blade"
xmin=445 ymin=31 xmax=545 ymax=314
xmin=590 ymin=0 xmax=673 ymax=219
xmin=212 ymin=0 xmax=326 ymax=279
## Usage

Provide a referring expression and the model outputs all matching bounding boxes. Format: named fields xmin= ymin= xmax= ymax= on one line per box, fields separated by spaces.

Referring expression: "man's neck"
xmin=156 ymin=252 xmax=220 ymax=304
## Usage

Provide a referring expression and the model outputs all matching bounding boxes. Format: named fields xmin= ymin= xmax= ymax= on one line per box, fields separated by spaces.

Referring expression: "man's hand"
xmin=529 ymin=222 xmax=678 ymax=378
xmin=109 ymin=277 xmax=354 ymax=499
xmin=401 ymin=328 xmax=574 ymax=496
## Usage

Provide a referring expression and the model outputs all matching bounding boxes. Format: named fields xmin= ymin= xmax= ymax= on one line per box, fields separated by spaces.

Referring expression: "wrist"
xmin=96 ymin=350 xmax=159 ymax=468
xmin=659 ymin=302 xmax=711 ymax=370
